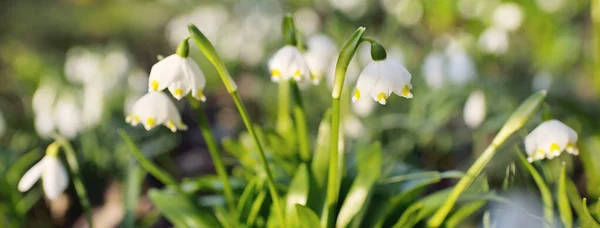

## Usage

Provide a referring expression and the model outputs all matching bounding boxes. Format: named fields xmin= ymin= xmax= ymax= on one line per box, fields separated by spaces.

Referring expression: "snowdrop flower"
xmin=492 ymin=3 xmax=524 ymax=32
xmin=304 ymin=35 xmax=338 ymax=84
xmin=125 ymin=92 xmax=187 ymax=132
xmin=422 ymin=51 xmax=446 ymax=89
xmin=524 ymin=119 xmax=578 ymax=163
xmin=353 ymin=58 xmax=413 ymax=105
xmin=18 ymin=152 xmax=69 ymax=200
xmin=148 ymin=54 xmax=207 ymax=101
xmin=478 ymin=27 xmax=509 ymax=55
xmin=268 ymin=45 xmax=310 ymax=83
xmin=446 ymin=46 xmax=476 ymax=86
xmin=463 ymin=90 xmax=486 ymax=128
xmin=53 ymin=95 xmax=82 ymax=139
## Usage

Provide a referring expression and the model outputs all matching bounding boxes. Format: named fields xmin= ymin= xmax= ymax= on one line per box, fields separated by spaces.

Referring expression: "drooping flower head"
xmin=148 ymin=54 xmax=207 ymax=101
xmin=125 ymin=92 xmax=188 ymax=132
xmin=352 ymin=41 xmax=412 ymax=105
xmin=304 ymin=34 xmax=338 ymax=84
xmin=268 ymin=45 xmax=310 ymax=83
xmin=524 ymin=119 xmax=578 ymax=163
xmin=18 ymin=145 xmax=69 ymax=201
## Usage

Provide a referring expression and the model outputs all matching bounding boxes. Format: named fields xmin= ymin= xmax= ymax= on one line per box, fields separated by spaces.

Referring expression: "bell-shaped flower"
xmin=304 ymin=35 xmax=338 ymax=84
xmin=18 ymin=155 xmax=69 ymax=200
xmin=125 ymin=92 xmax=188 ymax=132
xmin=53 ymin=95 xmax=82 ymax=139
xmin=148 ymin=54 xmax=207 ymax=101
xmin=463 ymin=90 xmax=486 ymax=129
xmin=268 ymin=45 xmax=310 ymax=83
xmin=352 ymin=59 xmax=413 ymax=105
xmin=524 ymin=119 xmax=578 ymax=163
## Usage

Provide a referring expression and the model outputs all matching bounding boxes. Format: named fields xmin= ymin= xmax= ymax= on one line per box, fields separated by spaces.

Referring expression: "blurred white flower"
xmin=268 ymin=45 xmax=310 ymax=82
xmin=351 ymin=94 xmax=376 ymax=117
xmin=65 ymin=48 xmax=103 ymax=84
xmin=463 ymin=90 xmax=486 ymax=128
xmin=478 ymin=26 xmax=509 ymax=55
xmin=81 ymin=87 xmax=104 ymax=129
xmin=35 ymin=114 xmax=55 ymax=138
xmin=126 ymin=92 xmax=188 ymax=132
xmin=525 ymin=119 xmax=578 ymax=163
xmin=492 ymin=3 xmax=524 ymax=32
xmin=32 ymin=84 xmax=58 ymax=114
xmin=343 ymin=115 xmax=365 ymax=138
xmin=18 ymin=155 xmax=69 ymax=201
xmin=148 ymin=54 xmax=207 ymax=101
xmin=353 ymin=58 xmax=413 ymax=105
xmin=382 ymin=0 xmax=424 ymax=26
xmin=422 ymin=51 xmax=446 ymax=89
xmin=535 ymin=0 xmax=565 ymax=13
xmin=532 ymin=72 xmax=553 ymax=91
xmin=304 ymin=34 xmax=338 ymax=85
xmin=166 ymin=5 xmax=229 ymax=47
xmin=53 ymin=95 xmax=82 ymax=139
xmin=294 ymin=8 xmax=321 ymax=36
xmin=329 ymin=0 xmax=367 ymax=19
xmin=457 ymin=0 xmax=495 ymax=19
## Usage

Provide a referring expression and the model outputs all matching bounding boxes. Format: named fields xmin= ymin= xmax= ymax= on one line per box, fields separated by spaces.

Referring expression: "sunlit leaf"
xmin=286 ymin=164 xmax=309 ymax=226
xmin=295 ymin=204 xmax=321 ymax=228
xmin=147 ymin=188 xmax=219 ymax=228
xmin=391 ymin=203 xmax=423 ymax=228
xmin=557 ymin=162 xmax=572 ymax=228
xmin=336 ymin=142 xmax=381 ymax=228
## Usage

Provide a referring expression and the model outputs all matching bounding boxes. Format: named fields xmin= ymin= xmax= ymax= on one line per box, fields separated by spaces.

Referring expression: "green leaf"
xmin=391 ymin=203 xmax=423 ymax=228
xmin=236 ymin=179 xmax=259 ymax=222
xmin=565 ymin=179 xmax=600 ymax=227
xmin=557 ymin=162 xmax=572 ymax=228
xmin=122 ymin=164 xmax=146 ymax=228
xmin=214 ymin=206 xmax=239 ymax=228
xmin=286 ymin=164 xmax=310 ymax=226
xmin=337 ymin=142 xmax=382 ymax=228
xmin=148 ymin=188 xmax=219 ymax=228
xmin=582 ymin=198 xmax=600 ymax=228
xmin=516 ymin=146 xmax=554 ymax=224
xmin=247 ymin=189 xmax=267 ymax=227
xmin=445 ymin=201 xmax=486 ymax=228
xmin=311 ymin=109 xmax=332 ymax=189
xmin=580 ymin=137 xmax=600 ymax=198
xmin=295 ymin=204 xmax=321 ymax=228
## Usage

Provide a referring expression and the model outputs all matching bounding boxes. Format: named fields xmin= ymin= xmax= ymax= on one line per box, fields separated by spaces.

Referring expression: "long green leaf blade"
xmin=557 ymin=162 xmax=572 ymax=228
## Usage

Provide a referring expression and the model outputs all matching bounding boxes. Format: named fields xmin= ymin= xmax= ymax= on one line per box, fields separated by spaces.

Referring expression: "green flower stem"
xmin=428 ymin=91 xmax=547 ymax=227
xmin=290 ymin=81 xmax=310 ymax=162
xmin=53 ymin=136 xmax=93 ymax=228
xmin=277 ymin=79 xmax=292 ymax=136
xmin=324 ymin=27 xmax=365 ymax=228
xmin=187 ymin=96 xmax=236 ymax=213
xmin=117 ymin=130 xmax=179 ymax=188
xmin=187 ymin=24 xmax=285 ymax=226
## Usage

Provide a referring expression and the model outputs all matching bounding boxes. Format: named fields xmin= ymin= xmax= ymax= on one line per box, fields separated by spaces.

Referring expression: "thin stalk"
xmin=277 ymin=76 xmax=292 ymax=136
xmin=117 ymin=130 xmax=179 ymax=187
xmin=231 ymin=91 xmax=285 ymax=225
xmin=323 ymin=98 xmax=341 ymax=228
xmin=187 ymin=96 xmax=236 ymax=213
xmin=290 ymin=81 xmax=310 ymax=161
xmin=54 ymin=137 xmax=93 ymax=228
xmin=188 ymin=25 xmax=285 ymax=226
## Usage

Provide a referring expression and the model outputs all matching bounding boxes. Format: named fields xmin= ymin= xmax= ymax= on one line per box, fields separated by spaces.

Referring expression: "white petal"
xmin=384 ymin=59 xmax=412 ymax=98
xmin=268 ymin=46 xmax=306 ymax=81
xmin=42 ymin=157 xmax=69 ymax=200
xmin=18 ymin=158 xmax=47 ymax=192
xmin=304 ymin=34 xmax=338 ymax=82
xmin=368 ymin=76 xmax=392 ymax=105
xmin=148 ymin=55 xmax=184 ymax=92
xmin=167 ymin=80 xmax=191 ymax=100
xmin=524 ymin=133 xmax=537 ymax=157
xmin=182 ymin=58 xmax=207 ymax=100
xmin=463 ymin=90 xmax=486 ymax=128
xmin=128 ymin=92 xmax=184 ymax=131
xmin=355 ymin=61 xmax=382 ymax=101
xmin=54 ymin=96 xmax=82 ymax=139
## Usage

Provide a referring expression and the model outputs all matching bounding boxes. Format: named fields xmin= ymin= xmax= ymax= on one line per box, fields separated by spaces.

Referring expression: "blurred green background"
xmin=0 ymin=0 xmax=599 ymax=227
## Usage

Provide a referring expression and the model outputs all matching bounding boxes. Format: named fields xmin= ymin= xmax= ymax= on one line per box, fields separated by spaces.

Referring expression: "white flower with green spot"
xmin=125 ymin=92 xmax=188 ymax=132
xmin=148 ymin=54 xmax=207 ymax=101
xmin=18 ymin=155 xmax=69 ymax=200
xmin=352 ymin=58 xmax=413 ymax=105
xmin=268 ymin=45 xmax=310 ymax=82
xmin=525 ymin=119 xmax=578 ymax=163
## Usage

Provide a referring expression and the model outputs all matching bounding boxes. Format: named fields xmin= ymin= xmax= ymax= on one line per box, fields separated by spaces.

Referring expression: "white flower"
xmin=53 ymin=95 xmax=82 ymax=139
xmin=81 ymin=86 xmax=104 ymax=129
xmin=422 ymin=51 xmax=446 ymax=89
xmin=125 ymin=92 xmax=188 ymax=132
xmin=18 ymin=156 xmax=69 ymax=200
xmin=478 ymin=27 xmax=509 ymax=55
xmin=524 ymin=119 xmax=578 ymax=163
xmin=446 ymin=48 xmax=476 ymax=86
xmin=463 ymin=90 xmax=486 ymax=128
xmin=304 ymin=35 xmax=338 ymax=85
xmin=492 ymin=3 xmax=524 ymax=32
xmin=268 ymin=45 xmax=310 ymax=83
xmin=353 ymin=59 xmax=413 ymax=105
xmin=148 ymin=54 xmax=207 ymax=101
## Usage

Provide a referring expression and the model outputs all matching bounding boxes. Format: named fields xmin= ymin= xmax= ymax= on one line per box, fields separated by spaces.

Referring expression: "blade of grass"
xmin=515 ymin=146 xmax=554 ymax=226
xmin=557 ymin=162 xmax=572 ymax=228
